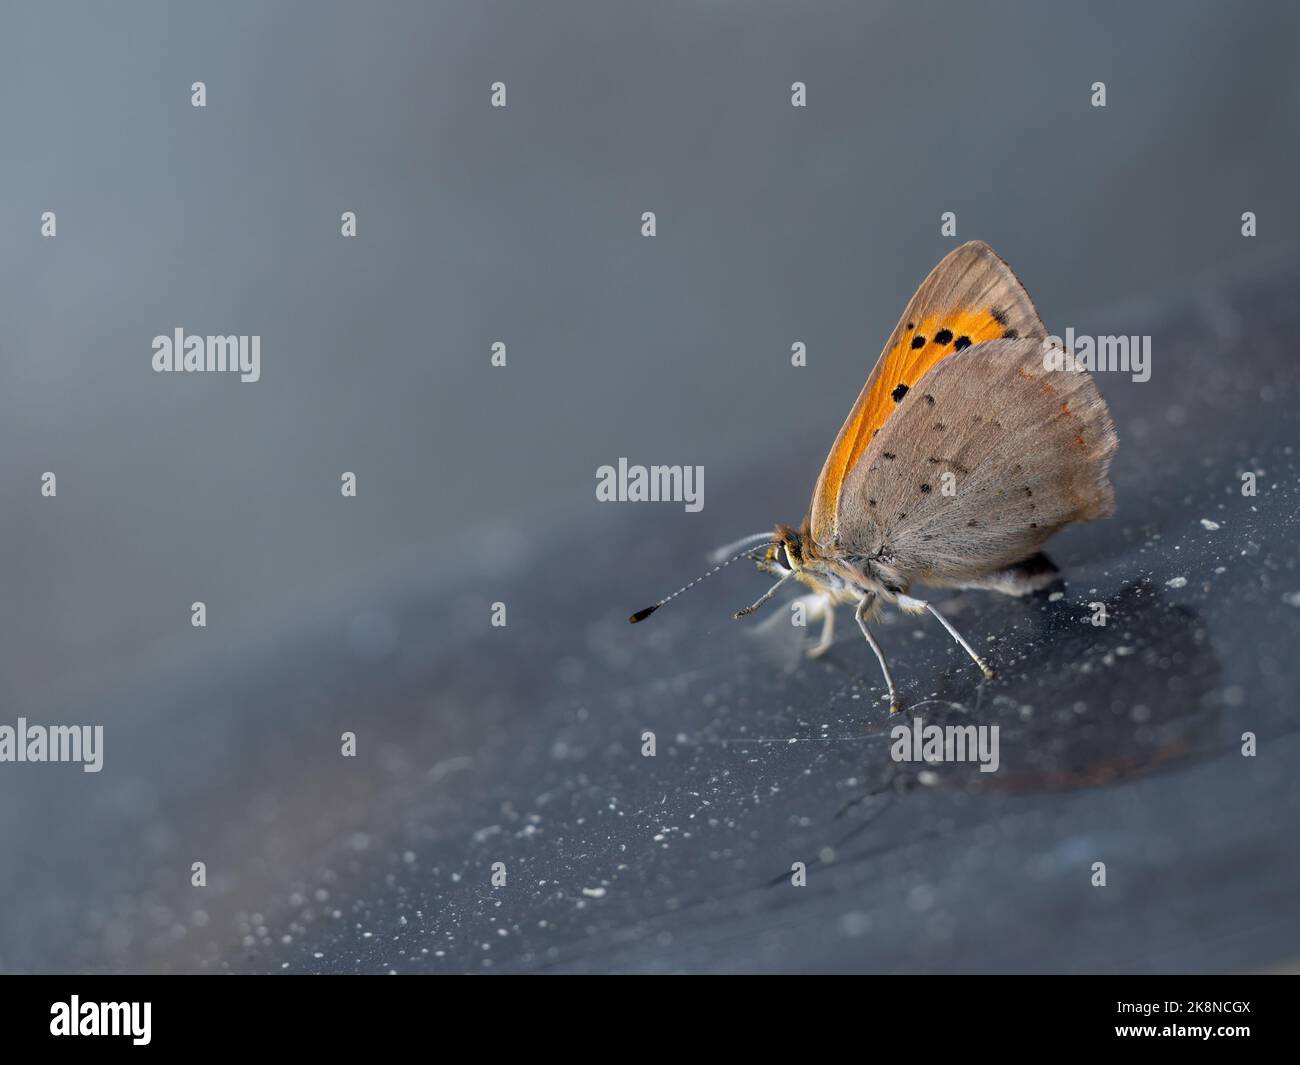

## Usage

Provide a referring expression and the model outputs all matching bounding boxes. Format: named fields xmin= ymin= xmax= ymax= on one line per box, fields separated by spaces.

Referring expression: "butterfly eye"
xmin=781 ymin=544 xmax=795 ymax=570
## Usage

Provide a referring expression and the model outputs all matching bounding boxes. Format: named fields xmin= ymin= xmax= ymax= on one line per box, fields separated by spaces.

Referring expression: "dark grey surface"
xmin=4 ymin=257 xmax=1298 ymax=973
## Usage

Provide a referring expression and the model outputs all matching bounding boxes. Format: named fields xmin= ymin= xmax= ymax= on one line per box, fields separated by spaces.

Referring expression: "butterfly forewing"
xmin=810 ymin=240 xmax=1048 ymax=548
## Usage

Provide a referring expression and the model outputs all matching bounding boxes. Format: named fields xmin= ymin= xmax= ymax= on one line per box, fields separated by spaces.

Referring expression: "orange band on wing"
xmin=811 ymin=307 xmax=1011 ymax=545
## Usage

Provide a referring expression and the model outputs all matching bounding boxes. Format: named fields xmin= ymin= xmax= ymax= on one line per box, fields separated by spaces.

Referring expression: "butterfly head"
xmin=752 ymin=523 xmax=831 ymax=595
xmin=755 ymin=524 xmax=803 ymax=575
xmin=754 ymin=521 xmax=877 ymax=610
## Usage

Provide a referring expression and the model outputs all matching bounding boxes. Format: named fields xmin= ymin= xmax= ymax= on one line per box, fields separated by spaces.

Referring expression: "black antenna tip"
xmin=629 ymin=604 xmax=659 ymax=624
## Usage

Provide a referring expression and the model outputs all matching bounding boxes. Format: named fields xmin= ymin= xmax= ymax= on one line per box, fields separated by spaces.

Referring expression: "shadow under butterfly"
xmin=801 ymin=579 xmax=1224 ymax=872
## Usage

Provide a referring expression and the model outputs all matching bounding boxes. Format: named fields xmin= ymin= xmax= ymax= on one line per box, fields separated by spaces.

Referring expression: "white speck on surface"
xmin=1166 ymin=576 xmax=1188 ymax=588
xmin=1048 ymin=591 xmax=1064 ymax=602
xmin=1200 ymin=518 xmax=1221 ymax=530
xmin=582 ymin=886 xmax=607 ymax=898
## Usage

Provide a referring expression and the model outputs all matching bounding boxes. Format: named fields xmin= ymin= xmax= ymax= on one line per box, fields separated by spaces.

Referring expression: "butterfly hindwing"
xmin=809 ymin=241 xmax=1048 ymax=548
xmin=833 ymin=338 xmax=1117 ymax=586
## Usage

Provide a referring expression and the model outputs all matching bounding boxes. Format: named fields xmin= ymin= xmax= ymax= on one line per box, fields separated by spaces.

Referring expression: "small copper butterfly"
xmin=632 ymin=241 xmax=1118 ymax=713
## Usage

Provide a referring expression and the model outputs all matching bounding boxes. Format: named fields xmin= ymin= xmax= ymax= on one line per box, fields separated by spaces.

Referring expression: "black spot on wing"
xmin=934 ymin=328 xmax=953 ymax=345
xmin=911 ymin=335 xmax=926 ymax=349
xmin=954 ymin=336 xmax=971 ymax=351
xmin=891 ymin=383 xmax=909 ymax=402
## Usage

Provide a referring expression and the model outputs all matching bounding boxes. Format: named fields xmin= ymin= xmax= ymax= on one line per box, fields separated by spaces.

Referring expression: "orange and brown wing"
xmin=808 ymin=240 xmax=1048 ymax=548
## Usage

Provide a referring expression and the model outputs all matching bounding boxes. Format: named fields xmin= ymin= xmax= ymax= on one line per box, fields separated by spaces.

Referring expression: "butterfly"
xmin=631 ymin=240 xmax=1118 ymax=713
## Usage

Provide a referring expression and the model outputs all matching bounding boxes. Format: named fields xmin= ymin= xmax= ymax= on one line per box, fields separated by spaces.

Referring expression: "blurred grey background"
xmin=1 ymin=0 xmax=1296 ymax=714
xmin=1 ymin=0 xmax=1298 ymax=973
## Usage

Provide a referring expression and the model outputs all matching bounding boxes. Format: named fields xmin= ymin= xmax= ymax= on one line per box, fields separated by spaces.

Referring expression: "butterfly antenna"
xmin=707 ymin=531 xmax=780 ymax=564
xmin=629 ymin=543 xmax=779 ymax=624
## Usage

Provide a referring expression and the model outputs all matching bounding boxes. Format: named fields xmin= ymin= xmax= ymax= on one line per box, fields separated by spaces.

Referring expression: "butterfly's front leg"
xmin=854 ymin=593 xmax=900 ymax=714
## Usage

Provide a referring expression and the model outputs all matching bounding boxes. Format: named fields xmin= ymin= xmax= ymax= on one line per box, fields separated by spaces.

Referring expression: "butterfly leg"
xmin=855 ymin=595 xmax=900 ymax=713
xmin=897 ymin=594 xmax=995 ymax=679
xmin=808 ymin=597 xmax=836 ymax=658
